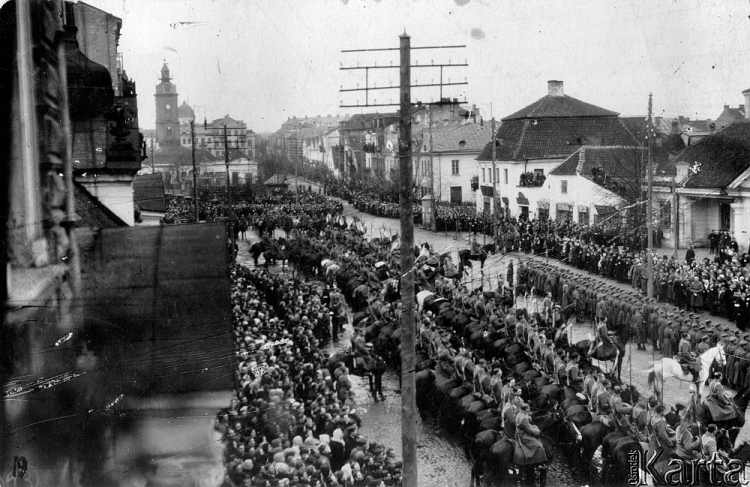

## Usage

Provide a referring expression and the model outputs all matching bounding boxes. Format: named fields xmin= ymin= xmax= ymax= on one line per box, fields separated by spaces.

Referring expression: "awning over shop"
xmin=577 ymin=205 xmax=589 ymax=212
xmin=480 ymin=185 xmax=494 ymax=197
xmin=556 ymin=203 xmax=573 ymax=212
xmin=517 ymin=197 xmax=529 ymax=206
xmin=501 ymin=197 xmax=509 ymax=205
xmin=595 ymin=205 xmax=616 ymax=215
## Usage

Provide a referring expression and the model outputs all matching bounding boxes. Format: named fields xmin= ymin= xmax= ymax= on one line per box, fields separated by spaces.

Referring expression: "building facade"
xmin=476 ymin=80 xmax=636 ymax=220
xmin=653 ymin=119 xmax=750 ymax=252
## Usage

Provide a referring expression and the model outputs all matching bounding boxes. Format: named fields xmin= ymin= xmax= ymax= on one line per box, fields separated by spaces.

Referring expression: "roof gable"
xmin=429 ymin=123 xmax=490 ymax=152
xmin=676 ymin=120 xmax=750 ymax=188
xmin=502 ymin=94 xmax=619 ymax=121
xmin=477 ymin=117 xmax=635 ymax=161
xmin=551 ymin=146 xmax=644 ymax=179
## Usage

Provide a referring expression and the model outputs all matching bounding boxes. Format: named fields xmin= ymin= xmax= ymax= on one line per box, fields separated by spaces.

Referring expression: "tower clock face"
xmin=164 ymin=85 xmax=171 ymax=92
xmin=165 ymin=103 xmax=172 ymax=110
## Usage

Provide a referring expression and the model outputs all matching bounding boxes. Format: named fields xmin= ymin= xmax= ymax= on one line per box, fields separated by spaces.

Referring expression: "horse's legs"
xmin=368 ymin=374 xmax=378 ymax=402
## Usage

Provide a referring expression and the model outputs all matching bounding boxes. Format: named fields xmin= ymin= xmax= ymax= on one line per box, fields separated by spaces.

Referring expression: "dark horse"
xmin=575 ymin=337 xmax=626 ymax=382
xmin=249 ymin=239 xmax=288 ymax=269
xmin=458 ymin=248 xmax=488 ymax=271
xmin=328 ymin=352 xmax=386 ymax=401
xmin=249 ymin=240 xmax=269 ymax=266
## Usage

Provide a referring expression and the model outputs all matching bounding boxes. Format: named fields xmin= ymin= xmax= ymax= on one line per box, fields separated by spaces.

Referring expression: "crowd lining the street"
xmin=156 ymin=188 xmax=750 ymax=485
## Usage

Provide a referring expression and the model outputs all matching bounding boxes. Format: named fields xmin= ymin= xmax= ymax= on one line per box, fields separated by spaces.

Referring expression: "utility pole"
xmin=646 ymin=93 xmax=654 ymax=299
xmin=151 ymin=136 xmax=155 ymax=172
xmin=339 ymin=39 xmax=466 ymax=487
xmin=491 ymin=117 xmax=497 ymax=215
xmin=224 ymin=125 xmax=232 ymax=215
xmin=397 ymin=33 xmax=417 ymax=487
xmin=428 ymin=105 xmax=435 ymax=231
xmin=673 ymin=180 xmax=679 ymax=259
xmin=191 ymin=120 xmax=199 ymax=222
xmin=296 ymin=126 xmax=300 ymax=206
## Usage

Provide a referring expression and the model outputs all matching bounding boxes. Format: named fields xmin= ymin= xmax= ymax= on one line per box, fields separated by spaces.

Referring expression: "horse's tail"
xmin=647 ymin=369 xmax=656 ymax=390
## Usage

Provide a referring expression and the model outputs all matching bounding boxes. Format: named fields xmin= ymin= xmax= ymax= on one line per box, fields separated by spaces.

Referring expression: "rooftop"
xmin=674 ymin=120 xmax=750 ymax=188
xmin=502 ymin=80 xmax=619 ymax=121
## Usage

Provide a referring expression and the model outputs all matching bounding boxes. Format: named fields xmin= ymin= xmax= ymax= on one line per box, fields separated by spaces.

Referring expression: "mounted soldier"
xmin=565 ymin=352 xmax=583 ymax=393
xmin=608 ymin=385 xmax=633 ymax=431
xmin=350 ymin=328 xmax=373 ymax=371
xmin=705 ymin=371 xmax=737 ymax=424
xmin=677 ymin=331 xmax=701 ymax=379
xmin=513 ymin=402 xmax=548 ymax=465
xmin=587 ymin=316 xmax=618 ymax=363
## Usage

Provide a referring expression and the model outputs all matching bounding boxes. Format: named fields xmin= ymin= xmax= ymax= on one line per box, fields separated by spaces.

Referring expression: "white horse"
xmin=647 ymin=345 xmax=726 ymax=401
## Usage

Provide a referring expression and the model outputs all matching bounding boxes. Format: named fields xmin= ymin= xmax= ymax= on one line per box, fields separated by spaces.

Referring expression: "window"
xmin=494 ymin=168 xmax=499 ymax=183
xmin=232 ymin=172 xmax=239 ymax=185
xmin=557 ymin=209 xmax=572 ymax=223
xmin=538 ymin=208 xmax=549 ymax=221
xmin=534 ymin=168 xmax=544 ymax=176
xmin=561 ymin=180 xmax=568 ymax=194
xmin=450 ymin=186 xmax=462 ymax=203
xmin=482 ymin=168 xmax=485 ymax=183
xmin=720 ymin=203 xmax=731 ymax=230
xmin=420 ymin=186 xmax=429 ymax=197
xmin=659 ymin=200 xmax=671 ymax=227
xmin=451 ymin=160 xmax=459 ymax=175
xmin=578 ymin=210 xmax=590 ymax=225
xmin=504 ymin=168 xmax=508 ymax=184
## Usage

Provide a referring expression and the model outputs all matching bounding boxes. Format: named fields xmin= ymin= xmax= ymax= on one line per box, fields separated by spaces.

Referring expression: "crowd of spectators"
xmin=220 ymin=265 xmax=403 ymax=487
xmin=505 ymin=224 xmax=750 ymax=327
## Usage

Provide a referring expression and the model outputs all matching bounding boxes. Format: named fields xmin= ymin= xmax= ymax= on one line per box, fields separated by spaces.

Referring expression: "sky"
xmin=83 ymin=0 xmax=750 ymax=133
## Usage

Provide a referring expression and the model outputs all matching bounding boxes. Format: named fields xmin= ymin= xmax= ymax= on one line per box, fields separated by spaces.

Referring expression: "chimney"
xmin=671 ymin=120 xmax=679 ymax=135
xmin=743 ymin=89 xmax=750 ymax=119
xmin=742 ymin=104 xmax=747 ymax=119
xmin=548 ymin=80 xmax=564 ymax=97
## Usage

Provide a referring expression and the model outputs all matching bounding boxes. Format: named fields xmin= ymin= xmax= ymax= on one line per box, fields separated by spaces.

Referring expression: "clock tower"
xmin=155 ymin=61 xmax=179 ymax=146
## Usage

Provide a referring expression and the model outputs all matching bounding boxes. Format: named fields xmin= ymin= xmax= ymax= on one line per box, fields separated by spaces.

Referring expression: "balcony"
xmin=518 ymin=172 xmax=546 ymax=187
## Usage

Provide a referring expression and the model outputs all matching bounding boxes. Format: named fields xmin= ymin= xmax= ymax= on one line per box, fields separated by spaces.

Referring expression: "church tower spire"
xmin=155 ymin=61 xmax=179 ymax=146
xmin=160 ymin=60 xmax=171 ymax=82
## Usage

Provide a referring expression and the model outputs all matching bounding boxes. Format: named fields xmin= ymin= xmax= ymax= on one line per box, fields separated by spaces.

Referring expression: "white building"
xmin=413 ymin=122 xmax=491 ymax=204
xmin=476 ymin=80 xmax=636 ymax=220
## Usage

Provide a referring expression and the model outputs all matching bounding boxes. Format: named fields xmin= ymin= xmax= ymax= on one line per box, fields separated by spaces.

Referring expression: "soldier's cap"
xmin=741 ymin=341 xmax=749 ymax=347
xmin=699 ymin=324 xmax=706 ymax=330
xmin=705 ymin=320 xmax=712 ymax=325
xmin=724 ymin=326 xmax=731 ymax=332
xmin=730 ymin=336 xmax=738 ymax=342
xmin=702 ymin=335 xmax=709 ymax=340
xmin=721 ymin=333 xmax=729 ymax=339
xmin=613 ymin=385 xmax=622 ymax=393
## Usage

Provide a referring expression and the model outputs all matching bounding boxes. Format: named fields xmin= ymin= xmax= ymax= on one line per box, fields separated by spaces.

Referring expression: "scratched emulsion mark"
xmin=3 ymin=371 xmax=86 ymax=398
xmin=53 ymin=332 xmax=73 ymax=347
